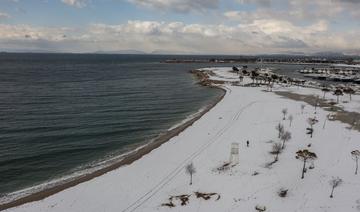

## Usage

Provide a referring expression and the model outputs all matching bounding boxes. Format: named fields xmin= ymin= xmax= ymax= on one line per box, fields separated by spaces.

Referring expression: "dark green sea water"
xmin=0 ymin=53 xmax=225 ymax=198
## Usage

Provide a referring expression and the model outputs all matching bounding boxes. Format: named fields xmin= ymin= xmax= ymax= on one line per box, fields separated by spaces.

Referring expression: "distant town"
xmin=164 ymin=55 xmax=360 ymax=65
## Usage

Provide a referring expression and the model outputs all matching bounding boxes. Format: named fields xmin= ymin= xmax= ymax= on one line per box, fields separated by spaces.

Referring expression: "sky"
xmin=0 ymin=0 xmax=360 ymax=54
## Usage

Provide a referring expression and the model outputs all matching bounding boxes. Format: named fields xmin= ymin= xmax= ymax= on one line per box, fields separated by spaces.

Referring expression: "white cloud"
xmin=61 ymin=0 xmax=87 ymax=8
xmin=236 ymin=0 xmax=272 ymax=7
xmin=129 ymin=0 xmax=219 ymax=13
xmin=0 ymin=12 xmax=10 ymax=20
xmin=233 ymin=0 xmax=360 ymax=21
xmin=1 ymin=19 xmax=359 ymax=54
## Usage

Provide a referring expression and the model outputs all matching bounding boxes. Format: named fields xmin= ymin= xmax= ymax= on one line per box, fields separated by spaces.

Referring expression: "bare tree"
xmin=322 ymin=87 xmax=331 ymax=99
xmin=288 ymin=115 xmax=294 ymax=127
xmin=281 ymin=108 xmax=288 ymax=120
xmin=314 ymin=95 xmax=319 ymax=114
xmin=251 ymin=70 xmax=259 ymax=85
xmin=271 ymin=74 xmax=278 ymax=86
xmin=351 ymin=150 xmax=360 ymax=175
xmin=329 ymin=177 xmax=343 ymax=198
xmin=351 ymin=118 xmax=358 ymax=130
xmin=296 ymin=149 xmax=317 ymax=179
xmin=267 ymin=78 xmax=273 ymax=91
xmin=275 ymin=123 xmax=284 ymax=138
xmin=333 ymin=89 xmax=343 ymax=103
xmin=271 ymin=143 xmax=282 ymax=162
xmin=307 ymin=117 xmax=317 ymax=129
xmin=301 ymin=104 xmax=306 ymax=114
xmin=343 ymin=87 xmax=355 ymax=101
xmin=306 ymin=117 xmax=318 ymax=138
xmin=232 ymin=66 xmax=239 ymax=73
xmin=239 ymin=75 xmax=244 ymax=82
xmin=185 ymin=163 xmax=196 ymax=185
xmin=280 ymin=131 xmax=291 ymax=149
xmin=323 ymin=114 xmax=331 ymax=129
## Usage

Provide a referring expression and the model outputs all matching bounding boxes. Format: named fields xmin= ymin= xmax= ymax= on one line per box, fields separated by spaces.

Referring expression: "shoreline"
xmin=4 ymin=66 xmax=360 ymax=212
xmin=0 ymin=71 xmax=226 ymax=211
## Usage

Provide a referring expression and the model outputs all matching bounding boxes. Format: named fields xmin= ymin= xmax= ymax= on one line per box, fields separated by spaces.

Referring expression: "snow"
xmin=6 ymin=67 xmax=360 ymax=212
xmin=333 ymin=64 xmax=360 ymax=68
xmin=275 ymin=80 xmax=360 ymax=114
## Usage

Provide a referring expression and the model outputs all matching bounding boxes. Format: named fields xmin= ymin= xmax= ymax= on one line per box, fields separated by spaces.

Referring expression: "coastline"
xmin=4 ymin=66 xmax=360 ymax=212
xmin=0 ymin=70 xmax=226 ymax=211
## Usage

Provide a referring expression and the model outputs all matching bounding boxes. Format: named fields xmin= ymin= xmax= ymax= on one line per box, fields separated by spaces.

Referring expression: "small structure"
xmin=229 ymin=142 xmax=239 ymax=164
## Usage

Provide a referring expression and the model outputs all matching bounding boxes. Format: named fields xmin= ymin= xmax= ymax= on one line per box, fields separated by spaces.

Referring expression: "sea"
xmin=0 ymin=53 xmax=319 ymax=201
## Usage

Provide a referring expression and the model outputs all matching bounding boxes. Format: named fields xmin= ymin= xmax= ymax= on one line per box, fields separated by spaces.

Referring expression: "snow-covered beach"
xmin=4 ymin=67 xmax=360 ymax=212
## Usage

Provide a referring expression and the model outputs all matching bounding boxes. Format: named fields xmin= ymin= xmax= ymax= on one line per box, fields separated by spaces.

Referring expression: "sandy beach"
xmin=4 ymin=67 xmax=360 ymax=212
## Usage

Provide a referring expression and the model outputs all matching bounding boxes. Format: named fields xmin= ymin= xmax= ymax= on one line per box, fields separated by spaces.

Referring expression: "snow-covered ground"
xmin=333 ymin=64 xmax=360 ymax=68
xmin=6 ymin=67 xmax=360 ymax=212
xmin=278 ymin=82 xmax=360 ymax=114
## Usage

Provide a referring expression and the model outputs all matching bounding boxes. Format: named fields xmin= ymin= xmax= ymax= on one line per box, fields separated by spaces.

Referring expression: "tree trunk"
xmin=190 ymin=173 xmax=192 ymax=185
xmin=356 ymin=158 xmax=359 ymax=175
xmin=337 ymin=96 xmax=339 ymax=103
xmin=330 ymin=186 xmax=334 ymax=198
xmin=350 ymin=94 xmax=352 ymax=101
xmin=323 ymin=92 xmax=326 ymax=99
xmin=282 ymin=139 xmax=285 ymax=149
xmin=301 ymin=160 xmax=306 ymax=179
xmin=323 ymin=119 xmax=327 ymax=129
xmin=275 ymin=153 xmax=279 ymax=161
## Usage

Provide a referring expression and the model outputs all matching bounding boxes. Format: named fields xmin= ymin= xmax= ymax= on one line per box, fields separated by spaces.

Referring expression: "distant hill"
xmin=150 ymin=50 xmax=197 ymax=55
xmin=94 ymin=50 xmax=147 ymax=54
xmin=311 ymin=51 xmax=346 ymax=57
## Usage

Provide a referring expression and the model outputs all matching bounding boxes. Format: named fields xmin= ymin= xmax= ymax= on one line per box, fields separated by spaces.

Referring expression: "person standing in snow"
xmin=246 ymin=140 xmax=249 ymax=147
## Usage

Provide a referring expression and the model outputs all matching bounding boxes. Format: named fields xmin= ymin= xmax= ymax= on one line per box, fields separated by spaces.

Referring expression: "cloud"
xmin=0 ymin=12 xmax=10 ymax=20
xmin=61 ymin=0 xmax=87 ymax=8
xmin=230 ymin=0 xmax=360 ymax=24
xmin=129 ymin=0 xmax=219 ymax=13
xmin=237 ymin=0 xmax=272 ymax=7
xmin=1 ymin=19 xmax=359 ymax=54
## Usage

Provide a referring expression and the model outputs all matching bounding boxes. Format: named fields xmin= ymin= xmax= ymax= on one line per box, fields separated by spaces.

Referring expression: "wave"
xmin=0 ymin=101 xmax=214 ymax=206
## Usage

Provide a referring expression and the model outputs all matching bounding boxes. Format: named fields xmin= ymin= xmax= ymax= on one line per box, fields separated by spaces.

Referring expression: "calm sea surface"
xmin=0 ymin=53 xmax=317 ymax=198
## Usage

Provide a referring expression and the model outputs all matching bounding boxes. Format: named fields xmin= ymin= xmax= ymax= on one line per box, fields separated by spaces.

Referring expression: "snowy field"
xmin=6 ymin=67 xmax=360 ymax=212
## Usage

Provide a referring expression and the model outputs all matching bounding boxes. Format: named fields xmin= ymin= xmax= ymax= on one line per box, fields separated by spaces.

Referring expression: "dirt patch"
xmin=275 ymin=91 xmax=360 ymax=132
xmin=195 ymin=192 xmax=221 ymax=201
xmin=171 ymin=194 xmax=191 ymax=206
xmin=216 ymin=162 xmax=231 ymax=171
xmin=161 ymin=192 xmax=220 ymax=208
xmin=161 ymin=202 xmax=175 ymax=208
xmin=213 ymin=162 xmax=237 ymax=174
xmin=161 ymin=194 xmax=191 ymax=208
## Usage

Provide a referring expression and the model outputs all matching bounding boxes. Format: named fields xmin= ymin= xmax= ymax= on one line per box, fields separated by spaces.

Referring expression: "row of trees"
xmin=322 ymin=86 xmax=356 ymax=103
xmin=236 ymin=68 xmax=296 ymax=90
